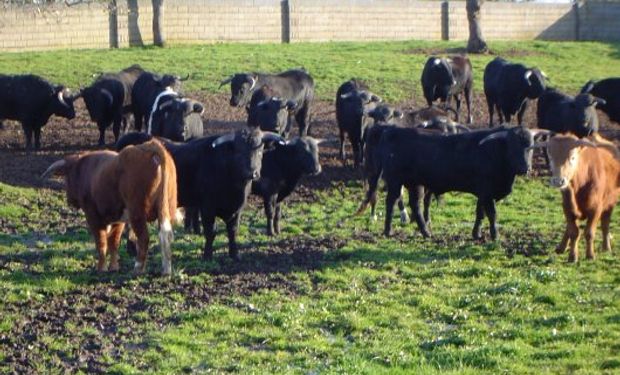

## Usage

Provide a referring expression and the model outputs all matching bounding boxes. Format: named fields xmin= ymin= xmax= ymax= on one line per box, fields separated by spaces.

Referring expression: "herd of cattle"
xmin=1 ymin=54 xmax=620 ymax=274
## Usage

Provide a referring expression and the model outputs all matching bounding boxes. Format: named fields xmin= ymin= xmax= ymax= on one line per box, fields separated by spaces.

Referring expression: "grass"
xmin=1 ymin=40 xmax=620 ymax=373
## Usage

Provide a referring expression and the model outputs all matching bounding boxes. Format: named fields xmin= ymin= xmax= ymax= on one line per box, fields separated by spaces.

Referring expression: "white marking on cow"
xmin=159 ymin=218 xmax=174 ymax=275
xmin=433 ymin=58 xmax=441 ymax=65
xmin=147 ymin=87 xmax=178 ymax=135
xmin=106 ymin=225 xmax=111 ymax=234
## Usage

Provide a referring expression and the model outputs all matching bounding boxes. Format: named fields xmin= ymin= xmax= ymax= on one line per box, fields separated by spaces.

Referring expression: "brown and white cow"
xmin=543 ymin=134 xmax=620 ymax=262
xmin=41 ymin=139 xmax=178 ymax=275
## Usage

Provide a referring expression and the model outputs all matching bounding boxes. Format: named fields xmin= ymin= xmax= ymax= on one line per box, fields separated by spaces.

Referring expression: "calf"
xmin=484 ymin=57 xmax=546 ymax=127
xmin=581 ymin=78 xmax=620 ymax=124
xmin=335 ymin=79 xmax=382 ymax=166
xmin=220 ymin=69 xmax=315 ymax=136
xmin=247 ymin=85 xmax=297 ymax=137
xmin=370 ymin=125 xmax=545 ymax=239
xmin=0 ymin=74 xmax=76 ymax=149
xmin=41 ymin=139 xmax=177 ymax=275
xmin=421 ymin=55 xmax=473 ymax=124
xmin=251 ymin=137 xmax=321 ymax=235
xmin=542 ymin=134 xmax=620 ymax=262
xmin=366 ymin=104 xmax=403 ymax=124
xmin=148 ymin=94 xmax=205 ymax=141
xmin=117 ymin=129 xmax=284 ymax=260
xmin=81 ymin=65 xmax=144 ymax=146
xmin=537 ymin=88 xmax=604 ymax=138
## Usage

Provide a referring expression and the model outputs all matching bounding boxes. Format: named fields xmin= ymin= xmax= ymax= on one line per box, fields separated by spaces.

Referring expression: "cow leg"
xmin=601 ymin=208 xmax=613 ymax=253
xmin=383 ymin=182 xmax=402 ymax=237
xmin=107 ymin=223 xmax=125 ymax=272
xmin=33 ymin=127 xmax=42 ymax=150
xmin=134 ymin=111 xmax=143 ymax=132
xmin=201 ymin=211 xmax=216 ymax=261
xmin=296 ymin=106 xmax=310 ymax=136
xmin=113 ymin=115 xmax=123 ymax=143
xmin=397 ymin=198 xmax=409 ymax=224
xmin=483 ymin=199 xmax=498 ymax=240
xmin=517 ymin=101 xmax=528 ymax=126
xmin=339 ymin=129 xmax=346 ymax=163
xmin=351 ymin=140 xmax=361 ymax=168
xmin=584 ymin=211 xmax=602 ymax=260
xmin=497 ymin=106 xmax=505 ymax=124
xmin=472 ymin=199 xmax=486 ymax=240
xmin=423 ymin=189 xmax=433 ymax=231
xmin=487 ymin=99 xmax=495 ymax=127
xmin=264 ymin=195 xmax=276 ymax=236
xmin=556 ymin=227 xmax=570 ymax=255
xmin=566 ymin=218 xmax=580 ymax=263
xmin=22 ymin=125 xmax=33 ymax=150
xmin=409 ymin=185 xmax=430 ymax=238
xmin=465 ymin=87 xmax=473 ymax=124
xmin=274 ymin=203 xmax=282 ymax=235
xmin=504 ymin=113 xmax=512 ymax=125
xmin=226 ymin=213 xmax=241 ymax=261
xmin=97 ymin=122 xmax=106 ymax=146
xmin=453 ymin=95 xmax=462 ymax=123
xmin=92 ymin=227 xmax=108 ymax=272
xmin=131 ymin=218 xmax=149 ymax=274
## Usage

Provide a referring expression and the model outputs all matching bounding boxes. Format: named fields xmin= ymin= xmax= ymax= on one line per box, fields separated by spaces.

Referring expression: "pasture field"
xmin=1 ymin=40 xmax=620 ymax=374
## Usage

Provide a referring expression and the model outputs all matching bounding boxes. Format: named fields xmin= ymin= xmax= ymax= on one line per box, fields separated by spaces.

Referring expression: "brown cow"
xmin=543 ymin=134 xmax=620 ymax=262
xmin=41 ymin=139 xmax=177 ymax=275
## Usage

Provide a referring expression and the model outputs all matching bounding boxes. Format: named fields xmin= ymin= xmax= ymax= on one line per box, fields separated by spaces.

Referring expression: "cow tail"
xmin=355 ymin=166 xmax=382 ymax=218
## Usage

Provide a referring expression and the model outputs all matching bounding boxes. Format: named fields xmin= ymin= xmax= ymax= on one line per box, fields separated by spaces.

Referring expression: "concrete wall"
xmin=0 ymin=0 xmax=618 ymax=52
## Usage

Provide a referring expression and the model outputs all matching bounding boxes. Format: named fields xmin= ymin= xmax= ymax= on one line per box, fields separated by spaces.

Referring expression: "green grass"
xmin=1 ymin=40 xmax=619 ymax=102
xmin=1 ymin=40 xmax=620 ymax=373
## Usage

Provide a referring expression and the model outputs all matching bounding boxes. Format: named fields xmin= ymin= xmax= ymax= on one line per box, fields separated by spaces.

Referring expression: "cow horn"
xmin=340 ymin=91 xmax=355 ymax=99
xmin=249 ymin=75 xmax=257 ymax=91
xmin=158 ymin=100 xmax=174 ymax=111
xmin=261 ymin=132 xmax=286 ymax=145
xmin=57 ymin=91 xmax=70 ymax=108
xmin=219 ymin=75 xmax=234 ymax=88
xmin=257 ymin=99 xmax=270 ymax=108
xmin=479 ymin=131 xmax=509 ymax=146
xmin=371 ymin=94 xmax=382 ymax=103
xmin=540 ymin=70 xmax=548 ymax=79
xmin=41 ymin=159 xmax=67 ymax=179
xmin=212 ymin=133 xmax=236 ymax=148
xmin=394 ymin=110 xmax=404 ymax=119
xmin=524 ymin=70 xmax=533 ymax=83
xmin=455 ymin=124 xmax=471 ymax=133
xmin=100 ymin=88 xmax=113 ymax=105
xmin=593 ymin=97 xmax=606 ymax=107
xmin=529 ymin=129 xmax=553 ymax=140
xmin=417 ymin=121 xmax=431 ymax=128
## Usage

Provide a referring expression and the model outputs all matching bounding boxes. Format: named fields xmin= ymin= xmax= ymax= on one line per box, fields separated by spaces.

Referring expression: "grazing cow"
xmin=581 ymin=78 xmax=620 ymax=124
xmin=335 ymin=79 xmax=382 ymax=166
xmin=484 ymin=57 xmax=546 ymax=127
xmin=0 ymin=74 xmax=76 ymax=149
xmin=251 ymin=137 xmax=321 ymax=235
xmin=41 ymin=139 xmax=177 ymax=275
xmin=540 ymin=134 xmax=620 ymax=262
xmin=368 ymin=125 xmax=545 ymax=239
xmin=421 ymin=55 xmax=473 ymax=124
xmin=537 ymin=88 xmax=605 ymax=138
xmin=220 ymin=69 xmax=315 ymax=136
xmin=81 ymin=64 xmax=144 ymax=145
xmin=247 ymin=85 xmax=297 ymax=137
xmin=117 ymin=129 xmax=284 ymax=260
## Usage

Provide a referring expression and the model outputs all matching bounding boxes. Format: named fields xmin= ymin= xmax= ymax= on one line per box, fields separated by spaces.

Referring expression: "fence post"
xmin=109 ymin=0 xmax=119 ymax=48
xmin=281 ymin=0 xmax=291 ymax=43
xmin=573 ymin=0 xmax=582 ymax=41
xmin=442 ymin=1 xmax=450 ymax=41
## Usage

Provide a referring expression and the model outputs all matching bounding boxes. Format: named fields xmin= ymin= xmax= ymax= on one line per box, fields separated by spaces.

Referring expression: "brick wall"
xmin=0 ymin=0 xmax=618 ymax=52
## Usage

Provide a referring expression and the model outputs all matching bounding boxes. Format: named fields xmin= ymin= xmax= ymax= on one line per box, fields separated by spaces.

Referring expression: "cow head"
xmin=568 ymin=94 xmax=605 ymax=137
xmin=247 ymin=86 xmax=296 ymax=135
xmin=340 ymin=90 xmax=382 ymax=117
xmin=366 ymin=104 xmax=403 ymax=124
xmin=286 ymin=137 xmax=322 ymax=176
xmin=479 ymin=126 xmax=537 ymax=175
xmin=51 ymin=86 xmax=77 ymax=120
xmin=524 ymin=68 xmax=547 ymax=99
xmin=212 ymin=128 xmax=285 ymax=182
xmin=220 ymin=73 xmax=258 ymax=107
xmin=150 ymin=96 xmax=204 ymax=141
xmin=544 ymin=134 xmax=596 ymax=190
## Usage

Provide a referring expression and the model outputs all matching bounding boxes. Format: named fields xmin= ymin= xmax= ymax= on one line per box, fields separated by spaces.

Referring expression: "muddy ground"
xmin=1 ymin=90 xmax=619 ymax=372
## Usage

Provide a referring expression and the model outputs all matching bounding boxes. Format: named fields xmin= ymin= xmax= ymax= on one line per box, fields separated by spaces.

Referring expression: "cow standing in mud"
xmin=42 ymin=139 xmax=178 ymax=275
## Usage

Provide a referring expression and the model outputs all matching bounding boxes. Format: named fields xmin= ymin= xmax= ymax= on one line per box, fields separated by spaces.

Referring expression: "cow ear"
xmin=192 ymin=102 xmax=204 ymax=114
xmin=394 ymin=110 xmax=404 ymax=119
xmin=285 ymin=100 xmax=297 ymax=111
xmin=371 ymin=95 xmax=382 ymax=103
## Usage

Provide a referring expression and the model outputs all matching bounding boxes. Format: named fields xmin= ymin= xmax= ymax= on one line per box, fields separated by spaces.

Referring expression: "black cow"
xmin=148 ymin=95 xmax=205 ymax=141
xmin=131 ymin=71 xmax=186 ymax=132
xmin=251 ymin=137 xmax=321 ymax=236
xmin=581 ymin=78 xmax=620 ymax=124
xmin=220 ymin=69 xmax=315 ymax=136
xmin=369 ymin=125 xmax=544 ymax=240
xmin=421 ymin=55 xmax=473 ymax=124
xmin=537 ymin=88 xmax=605 ymax=138
xmin=484 ymin=57 xmax=547 ymax=127
xmin=81 ymin=64 xmax=144 ymax=145
xmin=0 ymin=74 xmax=76 ymax=149
xmin=335 ymin=79 xmax=382 ymax=166
xmin=117 ymin=129 xmax=284 ymax=260
xmin=366 ymin=104 xmax=403 ymax=124
xmin=247 ymin=85 xmax=297 ymax=137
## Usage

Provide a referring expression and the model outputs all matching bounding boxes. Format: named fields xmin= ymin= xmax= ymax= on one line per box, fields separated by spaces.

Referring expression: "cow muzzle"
xmin=549 ymin=176 xmax=569 ymax=190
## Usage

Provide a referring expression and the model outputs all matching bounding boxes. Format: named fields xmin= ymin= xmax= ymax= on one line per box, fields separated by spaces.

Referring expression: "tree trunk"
xmin=152 ymin=0 xmax=165 ymax=47
xmin=466 ymin=0 xmax=488 ymax=54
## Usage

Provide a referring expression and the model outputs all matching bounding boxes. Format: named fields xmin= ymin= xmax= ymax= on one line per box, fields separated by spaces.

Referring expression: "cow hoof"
xmin=555 ymin=246 xmax=566 ymax=254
